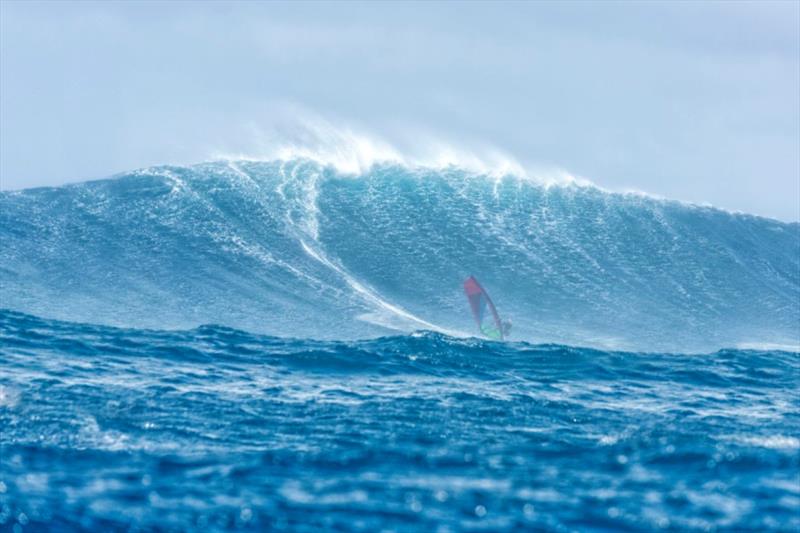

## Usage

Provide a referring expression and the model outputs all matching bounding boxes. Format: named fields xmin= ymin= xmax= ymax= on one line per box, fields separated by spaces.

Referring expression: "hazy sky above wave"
xmin=1 ymin=0 xmax=798 ymax=220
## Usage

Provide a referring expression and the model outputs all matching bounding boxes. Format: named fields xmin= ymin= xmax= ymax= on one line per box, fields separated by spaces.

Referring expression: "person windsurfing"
xmin=463 ymin=276 xmax=511 ymax=340
xmin=501 ymin=318 xmax=512 ymax=338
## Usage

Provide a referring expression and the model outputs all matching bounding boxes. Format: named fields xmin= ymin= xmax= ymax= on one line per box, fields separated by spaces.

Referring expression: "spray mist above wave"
xmin=207 ymin=113 xmax=771 ymax=217
xmin=0 ymin=149 xmax=798 ymax=352
xmin=209 ymin=111 xmax=590 ymax=188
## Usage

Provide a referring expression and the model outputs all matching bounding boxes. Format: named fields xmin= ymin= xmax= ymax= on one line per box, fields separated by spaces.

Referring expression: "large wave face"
xmin=1 ymin=160 xmax=798 ymax=351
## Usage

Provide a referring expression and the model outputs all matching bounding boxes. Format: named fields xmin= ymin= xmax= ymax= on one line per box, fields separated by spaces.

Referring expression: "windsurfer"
xmin=463 ymin=276 xmax=510 ymax=340
xmin=501 ymin=319 xmax=512 ymax=337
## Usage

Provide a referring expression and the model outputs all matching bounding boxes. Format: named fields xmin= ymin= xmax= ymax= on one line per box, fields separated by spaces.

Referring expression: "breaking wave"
xmin=1 ymin=159 xmax=798 ymax=352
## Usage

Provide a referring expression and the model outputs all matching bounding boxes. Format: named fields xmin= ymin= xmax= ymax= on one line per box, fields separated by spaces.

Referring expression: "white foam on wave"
xmin=299 ymin=239 xmax=461 ymax=336
xmin=0 ymin=385 xmax=20 ymax=409
xmin=718 ymin=434 xmax=800 ymax=451
xmin=202 ymin=108 xmax=799 ymax=223
xmin=243 ymin=147 xmax=467 ymax=337
xmin=735 ymin=342 xmax=800 ymax=352
xmin=209 ymin=107 xmax=578 ymax=186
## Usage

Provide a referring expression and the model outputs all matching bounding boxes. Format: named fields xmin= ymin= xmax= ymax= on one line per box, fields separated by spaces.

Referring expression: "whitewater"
xmin=1 ymin=159 xmax=799 ymax=531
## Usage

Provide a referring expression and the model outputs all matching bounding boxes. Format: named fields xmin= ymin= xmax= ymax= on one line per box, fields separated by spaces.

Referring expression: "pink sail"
xmin=463 ymin=276 xmax=504 ymax=340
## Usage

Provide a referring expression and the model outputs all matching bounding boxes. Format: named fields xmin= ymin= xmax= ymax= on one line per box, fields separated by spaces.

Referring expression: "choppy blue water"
xmin=1 ymin=160 xmax=799 ymax=531
xmin=1 ymin=310 xmax=798 ymax=531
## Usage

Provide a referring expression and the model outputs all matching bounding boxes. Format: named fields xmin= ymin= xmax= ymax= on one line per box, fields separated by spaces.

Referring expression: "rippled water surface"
xmin=1 ymin=310 xmax=798 ymax=532
xmin=2 ymin=160 xmax=798 ymax=530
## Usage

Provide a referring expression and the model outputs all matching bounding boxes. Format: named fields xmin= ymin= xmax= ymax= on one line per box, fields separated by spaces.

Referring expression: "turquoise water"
xmin=1 ymin=161 xmax=798 ymax=531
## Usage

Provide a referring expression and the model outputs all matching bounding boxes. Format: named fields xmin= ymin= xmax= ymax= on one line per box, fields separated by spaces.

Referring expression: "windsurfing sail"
xmin=463 ymin=276 xmax=505 ymax=340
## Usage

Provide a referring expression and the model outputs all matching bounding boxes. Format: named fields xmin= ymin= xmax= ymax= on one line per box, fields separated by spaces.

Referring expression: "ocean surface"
xmin=1 ymin=160 xmax=799 ymax=531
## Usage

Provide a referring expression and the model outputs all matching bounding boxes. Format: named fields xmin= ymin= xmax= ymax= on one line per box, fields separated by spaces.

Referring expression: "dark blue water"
xmin=1 ymin=310 xmax=799 ymax=531
xmin=1 ymin=160 xmax=799 ymax=531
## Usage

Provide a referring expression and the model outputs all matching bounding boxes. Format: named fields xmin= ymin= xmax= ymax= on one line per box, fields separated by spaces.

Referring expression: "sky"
xmin=1 ymin=0 xmax=798 ymax=221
